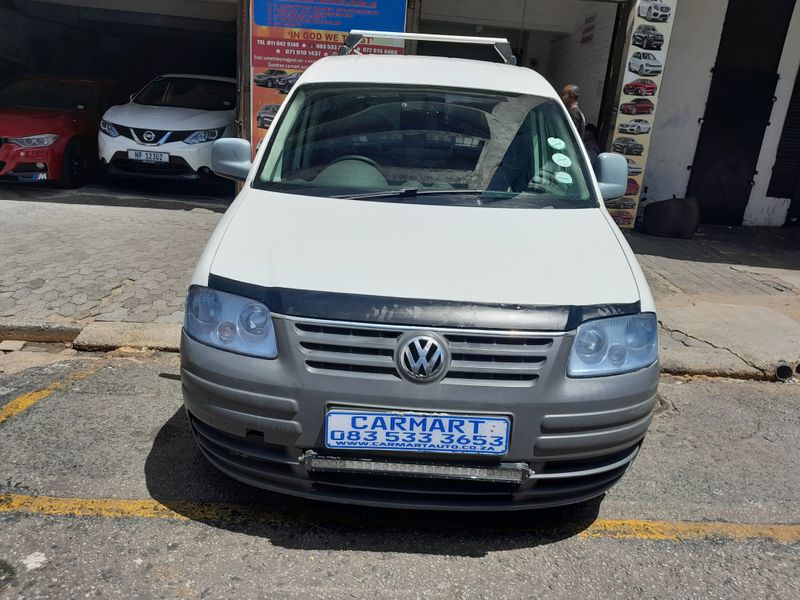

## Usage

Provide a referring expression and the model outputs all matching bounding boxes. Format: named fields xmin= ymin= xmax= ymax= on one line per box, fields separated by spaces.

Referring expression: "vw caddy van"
xmin=180 ymin=33 xmax=659 ymax=510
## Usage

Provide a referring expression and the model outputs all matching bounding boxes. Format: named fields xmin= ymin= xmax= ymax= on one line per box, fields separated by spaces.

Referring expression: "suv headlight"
xmin=184 ymin=127 xmax=225 ymax=144
xmin=7 ymin=134 xmax=59 ymax=147
xmin=99 ymin=120 xmax=120 ymax=138
xmin=184 ymin=285 xmax=277 ymax=359
xmin=567 ymin=313 xmax=658 ymax=377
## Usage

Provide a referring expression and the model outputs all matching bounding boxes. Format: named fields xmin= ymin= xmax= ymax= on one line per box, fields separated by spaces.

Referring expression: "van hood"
xmin=102 ymin=102 xmax=234 ymax=130
xmin=209 ymin=192 xmax=640 ymax=314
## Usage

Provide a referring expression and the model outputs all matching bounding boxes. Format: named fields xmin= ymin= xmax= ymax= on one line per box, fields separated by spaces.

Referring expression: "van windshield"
xmin=254 ymin=84 xmax=598 ymax=209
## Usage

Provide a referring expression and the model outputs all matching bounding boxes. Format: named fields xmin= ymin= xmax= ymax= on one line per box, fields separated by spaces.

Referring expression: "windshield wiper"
xmin=334 ymin=188 xmax=485 ymax=201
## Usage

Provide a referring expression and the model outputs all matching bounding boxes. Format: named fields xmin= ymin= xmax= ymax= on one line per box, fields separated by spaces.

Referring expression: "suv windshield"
xmin=134 ymin=77 xmax=235 ymax=111
xmin=0 ymin=78 xmax=97 ymax=110
xmin=255 ymin=84 xmax=598 ymax=209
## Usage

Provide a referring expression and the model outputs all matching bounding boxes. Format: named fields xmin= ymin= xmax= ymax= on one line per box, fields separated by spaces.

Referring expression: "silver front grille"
xmin=291 ymin=318 xmax=556 ymax=386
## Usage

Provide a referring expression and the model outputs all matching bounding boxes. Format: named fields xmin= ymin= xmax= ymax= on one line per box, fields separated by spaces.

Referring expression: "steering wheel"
xmin=330 ymin=155 xmax=381 ymax=169
xmin=528 ymin=170 xmax=583 ymax=201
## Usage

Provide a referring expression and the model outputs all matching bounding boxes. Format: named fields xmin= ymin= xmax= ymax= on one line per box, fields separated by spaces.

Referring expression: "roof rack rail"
xmin=338 ymin=30 xmax=517 ymax=66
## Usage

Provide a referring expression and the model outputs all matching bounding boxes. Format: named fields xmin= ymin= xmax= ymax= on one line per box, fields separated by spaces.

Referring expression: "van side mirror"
xmin=212 ymin=138 xmax=253 ymax=182
xmin=595 ymin=153 xmax=628 ymax=200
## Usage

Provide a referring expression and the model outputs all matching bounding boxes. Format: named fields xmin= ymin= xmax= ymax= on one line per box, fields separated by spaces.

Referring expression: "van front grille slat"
xmin=292 ymin=319 xmax=556 ymax=386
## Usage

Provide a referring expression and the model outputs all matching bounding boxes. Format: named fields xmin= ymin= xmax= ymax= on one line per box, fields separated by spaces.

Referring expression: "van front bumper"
xmin=180 ymin=318 xmax=659 ymax=511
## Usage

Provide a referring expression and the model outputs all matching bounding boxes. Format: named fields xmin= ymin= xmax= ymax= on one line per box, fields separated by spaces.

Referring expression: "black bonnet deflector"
xmin=208 ymin=274 xmax=640 ymax=331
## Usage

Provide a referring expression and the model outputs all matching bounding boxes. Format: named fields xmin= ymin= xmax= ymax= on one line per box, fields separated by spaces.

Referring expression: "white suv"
xmin=628 ymin=52 xmax=663 ymax=76
xmin=181 ymin=34 xmax=659 ymax=510
xmin=99 ymin=74 xmax=236 ymax=179
xmin=639 ymin=0 xmax=672 ymax=22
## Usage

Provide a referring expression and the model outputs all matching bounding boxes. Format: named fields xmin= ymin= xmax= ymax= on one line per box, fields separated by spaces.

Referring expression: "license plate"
xmin=127 ymin=150 xmax=168 ymax=163
xmin=325 ymin=410 xmax=510 ymax=456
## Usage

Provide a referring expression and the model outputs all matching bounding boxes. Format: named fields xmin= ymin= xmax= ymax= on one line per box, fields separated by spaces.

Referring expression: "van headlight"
xmin=184 ymin=285 xmax=277 ymax=359
xmin=567 ymin=313 xmax=657 ymax=377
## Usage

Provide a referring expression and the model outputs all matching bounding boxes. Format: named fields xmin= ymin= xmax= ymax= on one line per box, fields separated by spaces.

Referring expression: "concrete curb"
xmin=73 ymin=322 xmax=182 ymax=352
xmin=0 ymin=319 xmax=83 ymax=343
xmin=659 ymin=346 xmax=768 ymax=380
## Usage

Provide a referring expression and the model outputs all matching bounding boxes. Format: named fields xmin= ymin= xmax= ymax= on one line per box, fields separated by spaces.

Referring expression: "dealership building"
xmin=1 ymin=0 xmax=798 ymax=227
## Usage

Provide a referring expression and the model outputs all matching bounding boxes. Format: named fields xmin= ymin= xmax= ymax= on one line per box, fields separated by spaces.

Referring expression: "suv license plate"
xmin=128 ymin=150 xmax=168 ymax=163
xmin=325 ymin=410 xmax=510 ymax=455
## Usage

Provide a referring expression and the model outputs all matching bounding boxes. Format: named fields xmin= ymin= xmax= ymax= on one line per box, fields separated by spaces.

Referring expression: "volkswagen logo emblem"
xmin=142 ymin=130 xmax=156 ymax=143
xmin=396 ymin=334 xmax=449 ymax=383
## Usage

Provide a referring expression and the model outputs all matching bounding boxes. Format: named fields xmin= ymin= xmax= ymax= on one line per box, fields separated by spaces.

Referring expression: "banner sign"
xmin=250 ymin=0 xmax=406 ymax=150
xmin=255 ymin=0 xmax=407 ymax=31
xmin=607 ymin=0 xmax=678 ymax=229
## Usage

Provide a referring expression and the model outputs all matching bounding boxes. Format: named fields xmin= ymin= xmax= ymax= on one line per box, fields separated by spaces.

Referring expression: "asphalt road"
xmin=1 ymin=350 xmax=798 ymax=599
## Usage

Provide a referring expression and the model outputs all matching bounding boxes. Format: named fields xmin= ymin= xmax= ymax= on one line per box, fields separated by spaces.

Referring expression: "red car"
xmin=627 ymin=178 xmax=640 ymax=196
xmin=620 ymin=97 xmax=655 ymax=115
xmin=623 ymin=78 xmax=657 ymax=96
xmin=0 ymin=76 xmax=125 ymax=187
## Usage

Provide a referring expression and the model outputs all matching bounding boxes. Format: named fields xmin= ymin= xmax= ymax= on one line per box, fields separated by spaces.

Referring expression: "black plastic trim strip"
xmin=207 ymin=275 xmax=640 ymax=331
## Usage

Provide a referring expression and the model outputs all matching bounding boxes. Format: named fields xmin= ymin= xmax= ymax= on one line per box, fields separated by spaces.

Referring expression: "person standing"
xmin=583 ymin=123 xmax=601 ymax=171
xmin=561 ymin=84 xmax=586 ymax=140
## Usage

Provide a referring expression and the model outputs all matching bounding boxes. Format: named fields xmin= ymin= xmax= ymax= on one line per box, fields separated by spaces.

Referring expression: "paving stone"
xmin=0 ymin=340 xmax=26 ymax=352
xmin=122 ymin=298 xmax=141 ymax=310
xmin=0 ymin=199 xmax=219 ymax=325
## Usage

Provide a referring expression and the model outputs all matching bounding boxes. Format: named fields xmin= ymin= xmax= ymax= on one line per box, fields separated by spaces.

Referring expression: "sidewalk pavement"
xmin=629 ymin=227 xmax=800 ymax=379
xmin=1 ymin=195 xmax=798 ymax=380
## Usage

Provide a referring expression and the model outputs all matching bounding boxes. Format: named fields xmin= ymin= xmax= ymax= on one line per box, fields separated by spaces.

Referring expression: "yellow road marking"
xmin=579 ymin=518 xmax=800 ymax=544
xmin=1 ymin=493 xmax=798 ymax=544
xmin=0 ymin=494 xmax=287 ymax=526
xmin=0 ymin=366 xmax=100 ymax=425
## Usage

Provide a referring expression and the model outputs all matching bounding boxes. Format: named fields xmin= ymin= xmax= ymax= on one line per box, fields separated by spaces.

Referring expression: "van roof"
xmin=300 ymin=55 xmax=559 ymax=99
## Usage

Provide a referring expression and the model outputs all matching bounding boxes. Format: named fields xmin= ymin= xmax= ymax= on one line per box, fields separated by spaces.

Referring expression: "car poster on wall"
xmin=250 ymin=0 xmax=407 ymax=151
xmin=608 ymin=0 xmax=678 ymax=228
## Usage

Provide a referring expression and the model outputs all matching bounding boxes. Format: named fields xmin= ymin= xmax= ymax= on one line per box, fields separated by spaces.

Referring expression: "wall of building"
xmin=546 ymin=1 xmax=617 ymax=125
xmin=523 ymin=31 xmax=552 ymax=76
xmin=744 ymin=2 xmax=800 ymax=226
xmin=641 ymin=0 xmax=729 ymax=206
xmin=32 ymin=0 xmax=236 ymax=21
xmin=0 ymin=7 xmax=30 ymax=80
xmin=0 ymin=1 xmax=236 ymax=86
xmin=420 ymin=0 xmax=577 ymax=34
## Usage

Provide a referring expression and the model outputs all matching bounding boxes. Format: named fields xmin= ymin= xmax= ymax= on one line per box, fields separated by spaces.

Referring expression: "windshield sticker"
xmin=547 ymin=137 xmax=566 ymax=151
xmin=555 ymin=172 xmax=573 ymax=186
xmin=552 ymin=153 xmax=573 ymax=168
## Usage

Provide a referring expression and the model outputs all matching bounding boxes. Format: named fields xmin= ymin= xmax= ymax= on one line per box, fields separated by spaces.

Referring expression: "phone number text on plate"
xmin=325 ymin=412 xmax=510 ymax=454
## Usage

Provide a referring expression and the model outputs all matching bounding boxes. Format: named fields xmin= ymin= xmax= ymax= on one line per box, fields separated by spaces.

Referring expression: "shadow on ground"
xmin=0 ymin=175 xmax=234 ymax=212
xmin=145 ymin=409 xmax=603 ymax=557
xmin=627 ymin=226 xmax=800 ymax=271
